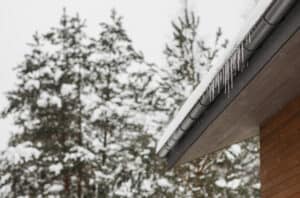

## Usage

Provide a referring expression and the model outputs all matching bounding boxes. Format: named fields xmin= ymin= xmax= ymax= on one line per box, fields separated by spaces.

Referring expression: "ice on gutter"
xmin=156 ymin=0 xmax=294 ymax=157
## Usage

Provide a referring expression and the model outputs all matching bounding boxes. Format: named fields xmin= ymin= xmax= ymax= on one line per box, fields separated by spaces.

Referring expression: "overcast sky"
xmin=0 ymin=0 xmax=261 ymax=150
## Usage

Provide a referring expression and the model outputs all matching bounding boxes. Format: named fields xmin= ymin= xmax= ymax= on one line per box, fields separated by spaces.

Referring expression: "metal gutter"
xmin=157 ymin=0 xmax=297 ymax=158
xmin=166 ymin=1 xmax=300 ymax=167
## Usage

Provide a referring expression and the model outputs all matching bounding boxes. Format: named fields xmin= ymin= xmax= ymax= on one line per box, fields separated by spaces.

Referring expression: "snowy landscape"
xmin=0 ymin=0 xmax=263 ymax=197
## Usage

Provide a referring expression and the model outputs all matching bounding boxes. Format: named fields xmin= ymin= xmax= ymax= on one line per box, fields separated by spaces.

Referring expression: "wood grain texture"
xmin=261 ymin=97 xmax=300 ymax=198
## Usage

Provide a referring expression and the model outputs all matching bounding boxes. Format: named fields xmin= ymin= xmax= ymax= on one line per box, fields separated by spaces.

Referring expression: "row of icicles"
xmin=208 ymin=32 xmax=253 ymax=102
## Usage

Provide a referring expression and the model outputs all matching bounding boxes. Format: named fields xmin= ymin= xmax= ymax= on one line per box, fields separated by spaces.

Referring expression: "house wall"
xmin=260 ymin=96 xmax=300 ymax=198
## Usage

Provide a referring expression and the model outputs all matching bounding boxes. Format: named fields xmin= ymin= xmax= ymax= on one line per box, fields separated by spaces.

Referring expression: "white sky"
xmin=0 ymin=0 xmax=259 ymax=150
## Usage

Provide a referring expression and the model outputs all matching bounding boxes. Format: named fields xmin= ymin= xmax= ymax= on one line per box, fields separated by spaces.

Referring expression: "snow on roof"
xmin=156 ymin=0 xmax=274 ymax=154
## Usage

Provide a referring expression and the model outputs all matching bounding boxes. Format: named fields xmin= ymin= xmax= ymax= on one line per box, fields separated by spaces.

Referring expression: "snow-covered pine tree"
xmin=84 ymin=9 xmax=146 ymax=196
xmin=0 ymin=10 xmax=100 ymax=197
xmin=0 ymin=8 xmax=186 ymax=198
xmin=159 ymin=6 xmax=259 ymax=198
xmin=84 ymin=10 xmax=181 ymax=197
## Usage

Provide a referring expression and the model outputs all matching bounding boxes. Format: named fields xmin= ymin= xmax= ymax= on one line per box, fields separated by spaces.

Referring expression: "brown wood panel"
xmin=261 ymin=113 xmax=300 ymax=162
xmin=261 ymin=98 xmax=300 ymax=198
xmin=261 ymin=96 xmax=300 ymax=139
xmin=264 ymin=179 xmax=300 ymax=198
xmin=262 ymin=165 xmax=300 ymax=193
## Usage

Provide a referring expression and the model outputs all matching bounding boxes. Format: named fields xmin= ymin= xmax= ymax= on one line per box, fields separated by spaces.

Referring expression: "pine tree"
xmin=0 ymin=10 xmax=101 ymax=197
xmin=85 ymin=9 xmax=147 ymax=196
xmin=85 ymin=10 xmax=182 ymax=197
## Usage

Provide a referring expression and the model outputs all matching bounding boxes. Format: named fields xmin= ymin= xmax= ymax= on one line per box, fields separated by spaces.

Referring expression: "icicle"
xmin=228 ymin=58 xmax=233 ymax=90
xmin=246 ymin=31 xmax=252 ymax=47
xmin=219 ymin=72 xmax=221 ymax=93
xmin=236 ymin=46 xmax=240 ymax=72
xmin=234 ymin=52 xmax=236 ymax=73
xmin=226 ymin=63 xmax=230 ymax=94
xmin=212 ymin=80 xmax=215 ymax=100
xmin=225 ymin=62 xmax=229 ymax=94
xmin=223 ymin=66 xmax=226 ymax=94
xmin=213 ymin=77 xmax=216 ymax=97
xmin=247 ymin=32 xmax=250 ymax=46
xmin=212 ymin=84 xmax=214 ymax=102
xmin=241 ymin=42 xmax=245 ymax=66
xmin=226 ymin=62 xmax=229 ymax=94
xmin=210 ymin=85 xmax=212 ymax=101
xmin=223 ymin=65 xmax=226 ymax=94
xmin=236 ymin=48 xmax=239 ymax=72
xmin=227 ymin=62 xmax=230 ymax=94
xmin=232 ymin=51 xmax=236 ymax=74
xmin=230 ymin=58 xmax=233 ymax=90
xmin=212 ymin=78 xmax=215 ymax=100
xmin=218 ymin=72 xmax=220 ymax=93
xmin=209 ymin=83 xmax=212 ymax=102
xmin=227 ymin=63 xmax=230 ymax=94
xmin=224 ymin=67 xmax=226 ymax=94
xmin=249 ymin=31 xmax=252 ymax=43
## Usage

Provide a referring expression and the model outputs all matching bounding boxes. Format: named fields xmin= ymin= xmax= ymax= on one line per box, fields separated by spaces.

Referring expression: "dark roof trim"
xmin=166 ymin=1 xmax=300 ymax=168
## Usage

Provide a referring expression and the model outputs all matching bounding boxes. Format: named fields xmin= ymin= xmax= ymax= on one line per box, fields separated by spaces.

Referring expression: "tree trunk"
xmin=77 ymin=172 xmax=82 ymax=198
xmin=102 ymin=129 xmax=107 ymax=165
xmin=64 ymin=173 xmax=70 ymax=196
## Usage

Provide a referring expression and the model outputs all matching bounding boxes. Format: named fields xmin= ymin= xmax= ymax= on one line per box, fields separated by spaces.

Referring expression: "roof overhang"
xmin=157 ymin=0 xmax=300 ymax=167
